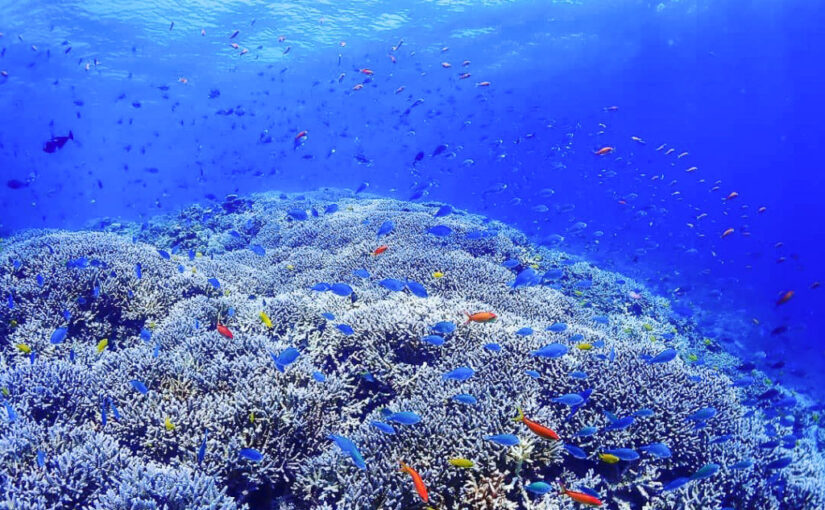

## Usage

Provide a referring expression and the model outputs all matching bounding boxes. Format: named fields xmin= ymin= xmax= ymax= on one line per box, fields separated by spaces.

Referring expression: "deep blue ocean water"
xmin=1 ymin=0 xmax=824 ymax=506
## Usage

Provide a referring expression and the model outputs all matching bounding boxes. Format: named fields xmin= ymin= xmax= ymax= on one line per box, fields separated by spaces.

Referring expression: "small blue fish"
xmin=729 ymin=458 xmax=754 ymax=470
xmin=442 ymin=366 xmax=474 ymax=381
xmin=525 ymin=369 xmax=541 ymax=378
xmin=330 ymin=283 xmax=353 ymax=296
xmin=336 ymin=324 xmax=354 ymax=336
xmin=421 ymin=335 xmax=445 ymax=346
xmin=484 ymin=434 xmax=520 ymax=446
xmin=3 ymin=400 xmax=17 ymax=423
xmin=36 ymin=450 xmax=45 ymax=468
xmin=386 ymin=411 xmax=421 ymax=425
xmin=377 ymin=220 xmax=394 ymax=237
xmin=563 ymin=443 xmax=588 ymax=459
xmin=604 ymin=448 xmax=639 ymax=461
xmin=130 ymin=380 xmax=148 ymax=395
xmin=552 ymin=394 xmax=584 ymax=406
xmin=510 ymin=268 xmax=539 ymax=289
xmin=452 ymin=394 xmax=478 ymax=405
xmin=140 ymin=328 xmax=152 ymax=342
xmin=662 ymin=477 xmax=690 ymax=491
xmin=378 ymin=278 xmax=405 ymax=291
xmin=525 ymin=481 xmax=552 ymax=495
xmin=197 ymin=431 xmax=208 ymax=464
xmin=157 ymin=249 xmax=170 ymax=259
xmin=312 ymin=371 xmax=326 ymax=382
xmin=434 ymin=205 xmax=452 ymax=217
xmin=36 ymin=274 xmax=45 ymax=286
xmin=287 ymin=208 xmax=308 ymax=221
xmin=207 ymin=278 xmax=220 ymax=289
xmin=569 ymin=370 xmax=588 ymax=379
xmin=547 ymin=322 xmax=568 ymax=332
xmin=324 ymin=204 xmax=339 ymax=214
xmin=484 ymin=343 xmax=502 ymax=352
xmin=602 ymin=414 xmax=634 ymax=432
xmin=50 ymin=327 xmax=68 ymax=344
xmin=328 ymin=434 xmax=367 ymax=469
xmin=321 ymin=312 xmax=335 ymax=320
xmin=353 ymin=268 xmax=370 ymax=279
xmin=687 ymin=407 xmax=717 ymax=422
xmin=516 ymin=327 xmax=533 ymax=336
xmin=239 ymin=448 xmax=264 ymax=462
xmin=271 ymin=347 xmax=300 ymax=372
xmin=250 ymin=244 xmax=266 ymax=256
xmin=432 ymin=321 xmax=456 ymax=334
xmin=405 ymin=280 xmax=428 ymax=298
xmin=501 ymin=259 xmax=520 ymax=269
xmin=648 ymin=348 xmax=677 ymax=364
xmin=690 ymin=463 xmax=720 ymax=480
xmin=639 ymin=443 xmax=671 ymax=459
xmin=711 ymin=434 xmax=733 ymax=444
xmin=765 ymin=457 xmax=792 ymax=470
xmin=371 ymin=421 xmax=396 ymax=434
xmin=577 ymin=426 xmax=598 ymax=437
xmin=152 ymin=343 xmax=160 ymax=358
xmin=531 ymin=343 xmax=568 ymax=358
xmin=633 ymin=408 xmax=655 ymax=417
xmin=428 ymin=225 xmax=452 ymax=237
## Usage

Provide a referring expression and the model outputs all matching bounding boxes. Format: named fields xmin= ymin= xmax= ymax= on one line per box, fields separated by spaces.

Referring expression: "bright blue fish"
xmin=569 ymin=370 xmax=588 ymax=379
xmin=311 ymin=283 xmax=331 ymax=291
xmin=431 ymin=321 xmax=457 ymax=334
xmin=239 ymin=448 xmax=264 ymax=462
xmin=648 ymin=348 xmax=677 ymax=364
xmin=377 ymin=220 xmax=394 ymax=237
xmin=421 ymin=335 xmax=445 ymax=346
xmin=563 ymin=443 xmax=588 ymax=459
xmin=604 ymin=448 xmax=639 ymax=461
xmin=662 ymin=477 xmax=690 ymax=491
xmin=386 ymin=411 xmax=421 ymax=425
xmin=50 ymin=327 xmax=68 ymax=344
xmin=157 ymin=249 xmax=170 ymax=259
xmin=378 ymin=278 xmax=405 ymax=291
xmin=330 ymin=283 xmax=353 ymax=296
xmin=287 ymin=209 xmax=308 ymax=221
xmin=197 ymin=431 xmax=208 ymax=464
xmin=371 ymin=421 xmax=396 ymax=434
xmin=428 ymin=225 xmax=452 ymax=237
xmin=531 ymin=343 xmax=568 ymax=358
xmin=516 ymin=327 xmax=533 ymax=336
xmin=510 ymin=268 xmax=539 ymax=289
xmin=135 ymin=263 xmax=142 ymax=279
xmin=353 ymin=268 xmax=370 ymax=278
xmin=525 ymin=481 xmax=552 ymax=495
xmin=405 ymin=280 xmax=428 ymax=298
xmin=336 ymin=324 xmax=354 ymax=336
xmin=250 ymin=244 xmax=266 ymax=256
xmin=312 ymin=371 xmax=326 ymax=382
xmin=687 ymin=407 xmax=717 ymax=422
xmin=501 ymin=259 xmax=520 ymax=269
xmin=484 ymin=434 xmax=520 ymax=446
xmin=765 ymin=457 xmax=792 ymax=470
xmin=639 ymin=443 xmax=671 ymax=459
xmin=207 ymin=277 xmax=220 ymax=289
xmin=525 ymin=369 xmax=541 ymax=378
xmin=452 ymin=394 xmax=478 ymax=404
xmin=552 ymin=394 xmax=584 ymax=406
xmin=434 ymin=205 xmax=452 ymax=217
xmin=327 ymin=434 xmax=366 ymax=469
xmin=272 ymin=347 xmax=300 ymax=372
xmin=321 ymin=312 xmax=335 ymax=320
xmin=442 ymin=366 xmax=474 ymax=381
xmin=547 ymin=322 xmax=568 ymax=332
xmin=577 ymin=426 xmax=597 ymax=437
xmin=484 ymin=343 xmax=502 ymax=352
xmin=729 ymin=458 xmax=754 ymax=470
xmin=130 ymin=380 xmax=148 ymax=395
xmin=690 ymin=463 xmax=720 ymax=480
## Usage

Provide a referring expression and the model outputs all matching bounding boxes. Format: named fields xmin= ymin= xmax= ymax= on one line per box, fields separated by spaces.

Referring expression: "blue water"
xmin=1 ymin=0 xmax=824 ymax=507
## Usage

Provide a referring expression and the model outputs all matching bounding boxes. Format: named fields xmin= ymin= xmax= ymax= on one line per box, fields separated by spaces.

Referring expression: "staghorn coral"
xmin=0 ymin=189 xmax=823 ymax=509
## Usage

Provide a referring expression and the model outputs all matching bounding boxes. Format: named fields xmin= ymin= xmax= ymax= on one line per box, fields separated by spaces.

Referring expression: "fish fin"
xmin=68 ymin=131 xmax=74 ymax=140
xmin=512 ymin=406 xmax=525 ymax=423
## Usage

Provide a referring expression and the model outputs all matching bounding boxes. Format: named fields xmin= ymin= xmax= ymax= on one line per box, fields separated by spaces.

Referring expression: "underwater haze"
xmin=1 ymin=0 xmax=824 ymax=508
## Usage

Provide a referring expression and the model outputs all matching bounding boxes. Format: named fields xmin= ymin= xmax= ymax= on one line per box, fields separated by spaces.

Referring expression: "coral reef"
xmin=0 ymin=189 xmax=822 ymax=509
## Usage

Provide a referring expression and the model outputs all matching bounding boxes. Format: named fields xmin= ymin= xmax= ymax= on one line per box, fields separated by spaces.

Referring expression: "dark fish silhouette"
xmin=43 ymin=131 xmax=73 ymax=153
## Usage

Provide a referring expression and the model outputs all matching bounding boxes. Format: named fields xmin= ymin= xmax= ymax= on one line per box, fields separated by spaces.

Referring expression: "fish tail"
xmin=558 ymin=481 xmax=567 ymax=495
xmin=463 ymin=311 xmax=471 ymax=324
xmin=398 ymin=460 xmax=409 ymax=473
xmin=512 ymin=406 xmax=525 ymax=423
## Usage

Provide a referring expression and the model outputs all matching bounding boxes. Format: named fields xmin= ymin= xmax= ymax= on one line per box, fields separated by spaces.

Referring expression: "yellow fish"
xmin=164 ymin=417 xmax=175 ymax=431
xmin=599 ymin=453 xmax=620 ymax=464
xmin=196 ymin=251 xmax=203 ymax=258
xmin=259 ymin=311 xmax=273 ymax=328
xmin=0 ymin=387 xmax=8 ymax=397
xmin=286 ymin=264 xmax=295 ymax=271
xmin=432 ymin=271 xmax=445 ymax=279
xmin=576 ymin=343 xmax=592 ymax=351
xmin=448 ymin=458 xmax=474 ymax=468
xmin=15 ymin=343 xmax=31 ymax=354
xmin=97 ymin=338 xmax=108 ymax=354
xmin=249 ymin=411 xmax=256 ymax=423
xmin=642 ymin=324 xmax=653 ymax=331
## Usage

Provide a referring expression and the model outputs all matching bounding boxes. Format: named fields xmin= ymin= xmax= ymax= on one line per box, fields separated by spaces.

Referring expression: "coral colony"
xmin=0 ymin=189 xmax=822 ymax=509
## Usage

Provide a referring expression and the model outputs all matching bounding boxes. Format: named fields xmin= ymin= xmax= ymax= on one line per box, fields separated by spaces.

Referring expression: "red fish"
xmin=725 ymin=191 xmax=739 ymax=200
xmin=372 ymin=245 xmax=388 ymax=256
xmin=217 ymin=324 xmax=233 ymax=339
xmin=721 ymin=227 xmax=735 ymax=239
xmin=594 ymin=146 xmax=614 ymax=156
xmin=459 ymin=72 xmax=471 ymax=79
xmin=294 ymin=130 xmax=307 ymax=149
xmin=464 ymin=311 xmax=497 ymax=324
xmin=476 ymin=81 xmax=491 ymax=87
xmin=776 ymin=290 xmax=794 ymax=306
xmin=559 ymin=482 xmax=603 ymax=506
xmin=513 ymin=407 xmax=559 ymax=440
xmin=399 ymin=461 xmax=428 ymax=503
xmin=359 ymin=68 xmax=374 ymax=76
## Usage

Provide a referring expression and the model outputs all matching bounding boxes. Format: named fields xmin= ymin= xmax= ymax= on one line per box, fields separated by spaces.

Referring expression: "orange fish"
xmin=464 ymin=311 xmax=497 ymax=324
xmin=352 ymin=83 xmax=363 ymax=91
xmin=395 ymin=86 xmax=405 ymax=94
xmin=559 ymin=482 xmax=603 ymax=507
xmin=240 ymin=48 xmax=248 ymax=55
xmin=594 ymin=147 xmax=614 ymax=156
xmin=399 ymin=462 xmax=428 ymax=503
xmin=476 ymin=81 xmax=491 ymax=87
xmin=178 ymin=77 xmax=188 ymax=84
xmin=295 ymin=130 xmax=308 ymax=142
xmin=776 ymin=290 xmax=794 ymax=306
xmin=372 ymin=245 xmax=388 ymax=256
xmin=441 ymin=62 xmax=451 ymax=68
xmin=360 ymin=68 xmax=374 ymax=75
xmin=389 ymin=54 xmax=396 ymax=64
xmin=725 ymin=191 xmax=739 ymax=200
xmin=721 ymin=227 xmax=735 ymax=238
xmin=217 ymin=324 xmax=233 ymax=339
xmin=758 ymin=206 xmax=767 ymax=213
xmin=231 ymin=42 xmax=240 ymax=49
xmin=513 ymin=407 xmax=559 ymax=440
